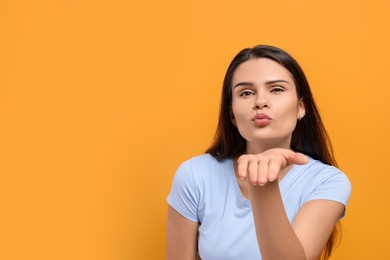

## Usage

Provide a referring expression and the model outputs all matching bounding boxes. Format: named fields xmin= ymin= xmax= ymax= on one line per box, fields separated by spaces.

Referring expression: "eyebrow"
xmin=233 ymin=80 xmax=290 ymax=88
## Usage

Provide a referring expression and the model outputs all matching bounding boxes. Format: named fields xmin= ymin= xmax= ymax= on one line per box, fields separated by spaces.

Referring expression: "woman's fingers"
xmin=237 ymin=155 xmax=250 ymax=180
xmin=267 ymin=158 xmax=281 ymax=182
xmin=237 ymin=149 xmax=308 ymax=187
xmin=289 ymin=152 xmax=309 ymax=165
xmin=248 ymin=158 xmax=259 ymax=185
xmin=256 ymin=155 xmax=269 ymax=186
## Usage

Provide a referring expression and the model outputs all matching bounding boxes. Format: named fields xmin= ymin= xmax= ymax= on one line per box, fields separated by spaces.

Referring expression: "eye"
xmin=270 ymin=87 xmax=285 ymax=93
xmin=239 ymin=90 xmax=254 ymax=97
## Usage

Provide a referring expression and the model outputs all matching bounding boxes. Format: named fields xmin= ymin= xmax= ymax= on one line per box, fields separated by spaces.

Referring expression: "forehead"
xmin=232 ymin=58 xmax=294 ymax=84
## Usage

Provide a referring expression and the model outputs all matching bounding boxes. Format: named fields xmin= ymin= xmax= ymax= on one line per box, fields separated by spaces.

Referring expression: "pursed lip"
xmin=252 ymin=113 xmax=272 ymax=127
xmin=252 ymin=113 xmax=272 ymax=121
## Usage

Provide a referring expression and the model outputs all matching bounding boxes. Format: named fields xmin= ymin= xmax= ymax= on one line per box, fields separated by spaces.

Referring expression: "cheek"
xmin=280 ymin=98 xmax=301 ymax=116
xmin=231 ymin=103 xmax=248 ymax=124
xmin=278 ymin=105 xmax=299 ymax=128
xmin=231 ymin=102 xmax=251 ymax=137
xmin=231 ymin=100 xmax=240 ymax=119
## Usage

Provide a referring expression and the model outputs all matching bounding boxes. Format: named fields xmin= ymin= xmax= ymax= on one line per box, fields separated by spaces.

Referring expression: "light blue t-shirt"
xmin=167 ymin=154 xmax=352 ymax=260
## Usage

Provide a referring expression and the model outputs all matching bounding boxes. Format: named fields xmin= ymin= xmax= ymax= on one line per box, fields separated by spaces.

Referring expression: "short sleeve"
xmin=167 ymin=160 xmax=199 ymax=222
xmin=307 ymin=169 xmax=352 ymax=217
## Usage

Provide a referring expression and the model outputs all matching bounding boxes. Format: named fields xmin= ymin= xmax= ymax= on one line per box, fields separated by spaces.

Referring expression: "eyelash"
xmin=270 ymin=87 xmax=285 ymax=93
xmin=239 ymin=90 xmax=254 ymax=97
xmin=239 ymin=87 xmax=285 ymax=97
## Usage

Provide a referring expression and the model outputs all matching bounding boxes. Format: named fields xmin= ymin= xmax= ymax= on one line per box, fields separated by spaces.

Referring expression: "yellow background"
xmin=1 ymin=0 xmax=389 ymax=259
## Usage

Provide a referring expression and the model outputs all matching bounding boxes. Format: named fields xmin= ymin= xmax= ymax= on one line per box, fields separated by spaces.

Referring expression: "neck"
xmin=246 ymin=139 xmax=291 ymax=154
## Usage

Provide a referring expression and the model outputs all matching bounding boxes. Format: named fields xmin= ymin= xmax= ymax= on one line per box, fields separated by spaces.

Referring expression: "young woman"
xmin=166 ymin=45 xmax=352 ymax=260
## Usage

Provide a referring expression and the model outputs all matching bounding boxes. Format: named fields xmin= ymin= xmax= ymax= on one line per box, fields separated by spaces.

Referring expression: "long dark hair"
xmin=206 ymin=45 xmax=339 ymax=259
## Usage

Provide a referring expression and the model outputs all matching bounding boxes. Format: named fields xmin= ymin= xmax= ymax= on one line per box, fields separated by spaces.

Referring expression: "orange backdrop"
xmin=1 ymin=0 xmax=389 ymax=259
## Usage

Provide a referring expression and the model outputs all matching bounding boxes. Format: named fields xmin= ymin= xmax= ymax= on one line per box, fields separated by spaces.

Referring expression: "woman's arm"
xmin=248 ymin=181 xmax=344 ymax=260
xmin=238 ymin=149 xmax=345 ymax=260
xmin=292 ymin=200 xmax=344 ymax=259
xmin=166 ymin=205 xmax=199 ymax=260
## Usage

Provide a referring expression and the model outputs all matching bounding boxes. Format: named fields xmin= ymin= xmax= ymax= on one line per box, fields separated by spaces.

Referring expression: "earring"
xmin=297 ymin=116 xmax=302 ymax=121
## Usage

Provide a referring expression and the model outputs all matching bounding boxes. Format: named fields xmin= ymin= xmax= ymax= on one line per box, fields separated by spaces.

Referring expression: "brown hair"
xmin=206 ymin=45 xmax=340 ymax=259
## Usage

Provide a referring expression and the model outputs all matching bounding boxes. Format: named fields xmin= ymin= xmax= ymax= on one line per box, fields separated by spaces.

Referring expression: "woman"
xmin=166 ymin=45 xmax=351 ymax=260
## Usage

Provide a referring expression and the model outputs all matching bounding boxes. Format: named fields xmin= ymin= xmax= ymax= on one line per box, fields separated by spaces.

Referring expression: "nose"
xmin=253 ymin=93 xmax=269 ymax=110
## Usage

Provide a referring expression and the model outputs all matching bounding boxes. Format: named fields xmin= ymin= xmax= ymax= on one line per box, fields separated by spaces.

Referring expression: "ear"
xmin=298 ymin=99 xmax=306 ymax=120
xmin=230 ymin=111 xmax=237 ymax=127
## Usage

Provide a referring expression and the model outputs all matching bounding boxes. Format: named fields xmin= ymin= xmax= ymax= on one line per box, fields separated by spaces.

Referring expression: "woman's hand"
xmin=237 ymin=148 xmax=308 ymax=186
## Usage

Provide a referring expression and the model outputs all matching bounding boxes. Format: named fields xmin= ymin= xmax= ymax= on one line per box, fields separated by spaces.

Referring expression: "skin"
xmin=231 ymin=58 xmax=305 ymax=155
xmin=167 ymin=58 xmax=345 ymax=260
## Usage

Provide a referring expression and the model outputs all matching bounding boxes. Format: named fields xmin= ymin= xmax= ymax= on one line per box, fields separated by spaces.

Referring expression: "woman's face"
xmin=231 ymin=58 xmax=305 ymax=152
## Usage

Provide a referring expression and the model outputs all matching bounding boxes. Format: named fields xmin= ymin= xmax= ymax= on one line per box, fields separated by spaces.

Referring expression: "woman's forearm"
xmin=248 ymin=181 xmax=306 ymax=260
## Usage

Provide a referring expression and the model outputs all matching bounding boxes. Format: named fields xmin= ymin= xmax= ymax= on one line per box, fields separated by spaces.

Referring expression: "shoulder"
xmin=303 ymin=158 xmax=351 ymax=185
xmin=178 ymin=153 xmax=231 ymax=175
xmin=172 ymin=153 xmax=233 ymax=190
xmin=296 ymin=158 xmax=352 ymax=205
xmin=180 ymin=153 xmax=225 ymax=166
